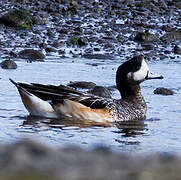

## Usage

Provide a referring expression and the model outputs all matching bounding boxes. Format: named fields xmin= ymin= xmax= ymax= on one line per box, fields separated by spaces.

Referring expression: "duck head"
xmin=116 ymin=55 xmax=163 ymax=98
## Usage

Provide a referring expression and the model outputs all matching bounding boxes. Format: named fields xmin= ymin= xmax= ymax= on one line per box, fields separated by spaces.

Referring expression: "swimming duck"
xmin=10 ymin=55 xmax=163 ymax=122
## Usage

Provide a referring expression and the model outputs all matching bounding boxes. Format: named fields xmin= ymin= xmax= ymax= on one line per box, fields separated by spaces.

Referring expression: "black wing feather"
xmin=12 ymin=80 xmax=110 ymax=109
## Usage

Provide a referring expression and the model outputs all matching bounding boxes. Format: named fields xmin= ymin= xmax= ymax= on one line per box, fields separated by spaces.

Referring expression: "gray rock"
xmin=88 ymin=86 xmax=111 ymax=98
xmin=161 ymin=30 xmax=181 ymax=42
xmin=134 ymin=32 xmax=158 ymax=43
xmin=68 ymin=81 xmax=96 ymax=89
xmin=154 ymin=87 xmax=174 ymax=95
xmin=82 ymin=53 xmax=114 ymax=60
xmin=18 ymin=49 xmax=45 ymax=60
xmin=1 ymin=59 xmax=17 ymax=69
xmin=173 ymin=45 xmax=181 ymax=55
xmin=45 ymin=47 xmax=57 ymax=53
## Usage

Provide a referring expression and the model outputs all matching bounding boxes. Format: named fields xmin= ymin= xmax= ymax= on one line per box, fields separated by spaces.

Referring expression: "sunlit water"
xmin=0 ymin=57 xmax=181 ymax=154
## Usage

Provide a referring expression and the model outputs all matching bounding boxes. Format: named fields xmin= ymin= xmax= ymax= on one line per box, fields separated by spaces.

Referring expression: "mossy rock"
xmin=0 ymin=9 xmax=35 ymax=29
xmin=67 ymin=37 xmax=87 ymax=47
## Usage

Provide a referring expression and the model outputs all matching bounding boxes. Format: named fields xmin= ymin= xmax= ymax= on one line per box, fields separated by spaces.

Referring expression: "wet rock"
xmin=158 ymin=0 xmax=168 ymax=9
xmin=154 ymin=87 xmax=174 ymax=95
xmin=134 ymin=31 xmax=158 ymax=43
xmin=161 ymin=25 xmax=175 ymax=32
xmin=82 ymin=53 xmax=114 ymax=60
xmin=9 ymin=51 xmax=18 ymax=58
xmin=45 ymin=47 xmax=57 ymax=53
xmin=15 ymin=0 xmax=27 ymax=3
xmin=141 ymin=44 xmax=154 ymax=51
xmin=174 ymin=2 xmax=181 ymax=8
xmin=68 ymin=81 xmax=96 ymax=89
xmin=0 ymin=9 xmax=35 ymax=29
xmin=52 ymin=41 xmax=64 ymax=48
xmin=39 ymin=43 xmax=47 ymax=49
xmin=77 ymin=37 xmax=87 ymax=46
xmin=161 ymin=30 xmax=181 ymax=42
xmin=58 ymin=49 xmax=65 ymax=55
xmin=1 ymin=59 xmax=17 ymax=69
xmin=88 ymin=86 xmax=111 ymax=98
xmin=173 ymin=45 xmax=181 ymax=55
xmin=18 ymin=49 xmax=45 ymax=60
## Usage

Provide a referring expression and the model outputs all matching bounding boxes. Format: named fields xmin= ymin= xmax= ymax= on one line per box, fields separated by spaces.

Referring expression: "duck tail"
xmin=9 ymin=78 xmax=56 ymax=118
xmin=9 ymin=78 xmax=19 ymax=87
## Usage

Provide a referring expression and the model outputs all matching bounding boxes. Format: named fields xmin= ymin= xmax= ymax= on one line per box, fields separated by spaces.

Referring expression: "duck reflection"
xmin=23 ymin=115 xmax=147 ymax=136
xmin=114 ymin=120 xmax=147 ymax=137
xmin=23 ymin=115 xmax=113 ymax=128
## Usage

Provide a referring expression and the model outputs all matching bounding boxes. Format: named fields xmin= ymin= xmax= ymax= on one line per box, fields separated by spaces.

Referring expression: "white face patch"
xmin=127 ymin=58 xmax=149 ymax=82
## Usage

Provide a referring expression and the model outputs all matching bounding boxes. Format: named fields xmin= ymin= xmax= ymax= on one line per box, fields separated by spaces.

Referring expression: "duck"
xmin=10 ymin=55 xmax=163 ymax=122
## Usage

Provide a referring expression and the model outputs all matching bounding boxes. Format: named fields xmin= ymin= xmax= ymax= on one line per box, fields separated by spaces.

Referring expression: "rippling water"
xmin=0 ymin=57 xmax=181 ymax=154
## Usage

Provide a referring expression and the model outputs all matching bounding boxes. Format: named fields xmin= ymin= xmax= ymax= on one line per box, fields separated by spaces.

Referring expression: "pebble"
xmin=154 ymin=87 xmax=174 ymax=95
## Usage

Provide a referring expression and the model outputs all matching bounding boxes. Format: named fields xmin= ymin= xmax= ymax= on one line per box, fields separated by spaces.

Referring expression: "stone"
xmin=0 ymin=9 xmax=35 ymax=29
xmin=82 ymin=53 xmax=114 ymax=60
xmin=18 ymin=49 xmax=45 ymax=60
xmin=173 ymin=45 xmax=181 ymax=55
xmin=88 ymin=86 xmax=111 ymax=98
xmin=45 ymin=47 xmax=57 ymax=53
xmin=67 ymin=81 xmax=96 ymax=89
xmin=1 ymin=59 xmax=17 ymax=69
xmin=134 ymin=32 xmax=158 ymax=42
xmin=154 ymin=87 xmax=174 ymax=95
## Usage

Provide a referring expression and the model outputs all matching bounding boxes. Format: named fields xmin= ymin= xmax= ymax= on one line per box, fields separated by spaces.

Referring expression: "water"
xmin=0 ymin=57 xmax=181 ymax=154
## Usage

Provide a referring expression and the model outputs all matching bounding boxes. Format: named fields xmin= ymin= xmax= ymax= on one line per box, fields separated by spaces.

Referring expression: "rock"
xmin=134 ymin=32 xmax=158 ymax=43
xmin=82 ymin=53 xmax=114 ymax=60
xmin=173 ymin=45 xmax=181 ymax=55
xmin=161 ymin=30 xmax=181 ymax=42
xmin=1 ymin=59 xmax=17 ymax=69
xmin=141 ymin=44 xmax=154 ymax=51
xmin=67 ymin=81 xmax=96 ymax=89
xmin=52 ymin=41 xmax=63 ymax=48
xmin=18 ymin=49 xmax=45 ymax=60
xmin=58 ymin=49 xmax=65 ymax=55
xmin=161 ymin=25 xmax=175 ymax=32
xmin=88 ymin=86 xmax=111 ymax=98
xmin=67 ymin=37 xmax=87 ymax=47
xmin=39 ymin=43 xmax=47 ymax=49
xmin=15 ymin=0 xmax=27 ymax=3
xmin=0 ymin=9 xmax=35 ymax=29
xmin=174 ymin=2 xmax=181 ymax=8
xmin=45 ymin=47 xmax=57 ymax=53
xmin=77 ymin=37 xmax=87 ymax=46
xmin=154 ymin=87 xmax=174 ymax=95
xmin=158 ymin=0 xmax=168 ymax=9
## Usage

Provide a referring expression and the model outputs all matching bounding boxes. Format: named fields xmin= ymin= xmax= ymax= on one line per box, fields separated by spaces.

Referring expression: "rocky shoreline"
xmin=0 ymin=0 xmax=181 ymax=61
xmin=0 ymin=139 xmax=180 ymax=180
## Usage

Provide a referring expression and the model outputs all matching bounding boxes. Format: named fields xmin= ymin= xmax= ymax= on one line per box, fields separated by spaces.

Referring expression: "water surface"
xmin=0 ymin=58 xmax=181 ymax=154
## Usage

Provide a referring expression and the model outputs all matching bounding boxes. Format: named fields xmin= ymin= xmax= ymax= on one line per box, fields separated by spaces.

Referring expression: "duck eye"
xmin=135 ymin=65 xmax=140 ymax=71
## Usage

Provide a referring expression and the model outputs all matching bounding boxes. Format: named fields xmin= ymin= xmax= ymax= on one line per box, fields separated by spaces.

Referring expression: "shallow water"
xmin=0 ymin=57 xmax=181 ymax=154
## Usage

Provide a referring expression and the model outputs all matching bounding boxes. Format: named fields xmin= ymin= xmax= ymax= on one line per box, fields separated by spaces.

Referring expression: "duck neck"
xmin=117 ymin=82 xmax=144 ymax=101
